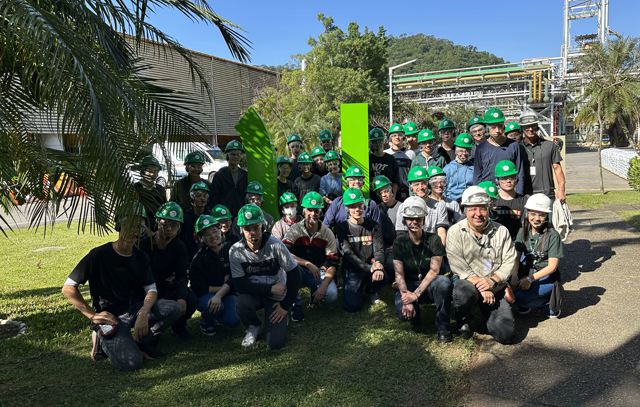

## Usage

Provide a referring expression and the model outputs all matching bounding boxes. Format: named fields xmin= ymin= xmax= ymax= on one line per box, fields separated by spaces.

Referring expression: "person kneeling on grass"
xmin=393 ymin=196 xmax=453 ymax=342
xmin=190 ymin=215 xmax=240 ymax=336
xmin=335 ymin=188 xmax=387 ymax=311
xmin=62 ymin=207 xmax=181 ymax=371
xmin=230 ymin=204 xmax=301 ymax=349
xmin=512 ymin=194 xmax=564 ymax=318
xmin=283 ymin=191 xmax=339 ymax=322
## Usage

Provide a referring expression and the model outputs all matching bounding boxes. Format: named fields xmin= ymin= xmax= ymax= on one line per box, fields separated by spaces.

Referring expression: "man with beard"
xmin=211 ymin=140 xmax=248 ymax=217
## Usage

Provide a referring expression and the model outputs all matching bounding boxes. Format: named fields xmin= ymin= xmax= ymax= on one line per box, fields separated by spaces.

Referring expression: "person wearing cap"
xmin=446 ymin=186 xmax=517 ymax=344
xmin=241 ymin=181 xmax=275 ymax=231
xmin=505 ymin=121 xmax=522 ymax=142
xmin=271 ymin=192 xmax=300 ymax=241
xmin=335 ymin=188 xmax=387 ymax=311
xmin=190 ymin=215 xmax=240 ymax=336
xmin=211 ymin=204 xmax=240 ymax=245
xmin=472 ymin=107 xmax=527 ymax=195
xmin=519 ymin=108 xmax=566 ymax=201
xmin=393 ymin=196 xmax=453 ymax=342
xmin=403 ymin=121 xmax=419 ymax=158
xmin=369 ymin=127 xmax=399 ymax=203
xmin=318 ymin=129 xmax=335 ymax=152
xmin=372 ymin=175 xmax=399 ymax=276
xmin=443 ymin=133 xmax=475 ymax=202
xmin=283 ymin=192 xmax=339 ymax=321
xmin=138 ymin=202 xmax=197 ymax=339
xmin=426 ymin=165 xmax=463 ymax=225
xmin=493 ymin=160 xmax=528 ymax=240
xmin=293 ymin=152 xmax=321 ymax=202
xmin=170 ymin=151 xmax=213 ymax=211
xmin=319 ymin=150 xmax=343 ymax=205
xmin=467 ymin=116 xmax=486 ymax=146
xmin=323 ymin=165 xmax=383 ymax=229
xmin=310 ymin=146 xmax=328 ymax=177
xmin=211 ymin=140 xmax=248 ymax=218
xmin=230 ymin=204 xmax=301 ymax=349
xmin=178 ymin=181 xmax=211 ymax=259
xmin=436 ymin=118 xmax=457 ymax=163
xmin=411 ymin=128 xmax=447 ymax=170
xmin=286 ymin=134 xmax=304 ymax=182
xmin=133 ymin=155 xmax=167 ymax=230
xmin=512 ymin=193 xmax=564 ymax=317
xmin=276 ymin=155 xmax=296 ymax=199
xmin=477 ymin=180 xmax=500 ymax=222
xmin=395 ymin=166 xmax=449 ymax=247
xmin=62 ymin=206 xmax=181 ymax=370
xmin=384 ymin=122 xmax=412 ymax=201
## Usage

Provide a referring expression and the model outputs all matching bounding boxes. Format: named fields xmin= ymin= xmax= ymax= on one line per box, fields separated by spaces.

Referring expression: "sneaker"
xmin=291 ymin=305 xmax=304 ymax=322
xmin=369 ymin=292 xmax=381 ymax=305
xmin=458 ymin=323 xmax=473 ymax=340
xmin=437 ymin=331 xmax=453 ymax=343
xmin=90 ymin=331 xmax=107 ymax=362
xmin=515 ymin=306 xmax=532 ymax=315
xmin=200 ymin=325 xmax=216 ymax=336
xmin=547 ymin=309 xmax=561 ymax=319
xmin=241 ymin=325 xmax=261 ymax=348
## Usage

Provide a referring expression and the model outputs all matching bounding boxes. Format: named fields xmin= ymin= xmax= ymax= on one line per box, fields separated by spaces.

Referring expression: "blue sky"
xmin=149 ymin=0 xmax=640 ymax=66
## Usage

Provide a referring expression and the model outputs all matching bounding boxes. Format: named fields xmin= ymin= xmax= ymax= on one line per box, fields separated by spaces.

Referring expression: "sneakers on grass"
xmin=241 ymin=325 xmax=261 ymax=348
xmin=200 ymin=325 xmax=216 ymax=336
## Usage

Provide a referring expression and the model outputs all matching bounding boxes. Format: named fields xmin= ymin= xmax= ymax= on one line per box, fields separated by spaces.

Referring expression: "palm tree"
xmin=0 ymin=0 xmax=251 ymax=234
xmin=573 ymin=37 xmax=640 ymax=194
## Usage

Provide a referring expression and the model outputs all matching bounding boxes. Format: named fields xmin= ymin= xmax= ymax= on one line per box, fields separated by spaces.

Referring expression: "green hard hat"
xmin=184 ymin=151 xmax=205 ymax=165
xmin=504 ymin=121 xmax=521 ymax=134
xmin=388 ymin=122 xmax=404 ymax=134
xmin=495 ymin=160 xmax=518 ymax=178
xmin=372 ymin=175 xmax=391 ymax=192
xmin=311 ymin=146 xmax=326 ymax=157
xmin=190 ymin=181 xmax=209 ymax=193
xmin=155 ymin=201 xmax=184 ymax=223
xmin=318 ymin=129 xmax=333 ymax=141
xmin=140 ymin=155 xmax=161 ymax=170
xmin=417 ymin=129 xmax=435 ymax=144
xmin=277 ymin=155 xmax=293 ymax=166
xmin=324 ymin=150 xmax=340 ymax=162
xmin=195 ymin=214 xmax=218 ymax=235
xmin=408 ymin=166 xmax=429 ymax=182
xmin=369 ymin=127 xmax=386 ymax=141
xmin=403 ymin=121 xmax=419 ymax=136
xmin=478 ymin=180 xmax=499 ymax=199
xmin=426 ymin=165 xmax=445 ymax=178
xmin=279 ymin=191 xmax=298 ymax=206
xmin=211 ymin=204 xmax=232 ymax=221
xmin=225 ymin=140 xmax=244 ymax=153
xmin=438 ymin=118 xmax=455 ymax=131
xmin=297 ymin=152 xmax=313 ymax=164
xmin=246 ymin=180 xmax=264 ymax=195
xmin=344 ymin=165 xmax=365 ymax=178
xmin=237 ymin=204 xmax=265 ymax=227
xmin=343 ymin=188 xmax=365 ymax=206
xmin=301 ymin=191 xmax=324 ymax=209
xmin=454 ymin=133 xmax=474 ymax=149
xmin=484 ymin=107 xmax=505 ymax=124
xmin=287 ymin=134 xmax=303 ymax=144
xmin=467 ymin=116 xmax=485 ymax=130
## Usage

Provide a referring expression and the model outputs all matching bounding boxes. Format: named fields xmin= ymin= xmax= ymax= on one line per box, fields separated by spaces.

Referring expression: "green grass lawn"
xmin=568 ymin=190 xmax=640 ymax=232
xmin=0 ymin=225 xmax=473 ymax=406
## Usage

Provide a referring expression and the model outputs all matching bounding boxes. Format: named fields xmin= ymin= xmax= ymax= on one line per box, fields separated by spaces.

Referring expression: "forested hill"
xmin=388 ymin=33 xmax=505 ymax=74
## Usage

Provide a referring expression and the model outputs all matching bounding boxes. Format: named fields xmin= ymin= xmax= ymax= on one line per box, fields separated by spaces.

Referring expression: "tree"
xmin=0 ymin=0 xmax=250 ymax=233
xmin=573 ymin=37 xmax=640 ymax=193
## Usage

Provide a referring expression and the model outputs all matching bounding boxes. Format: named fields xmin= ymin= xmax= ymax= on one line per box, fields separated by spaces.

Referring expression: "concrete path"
xmin=565 ymin=146 xmax=631 ymax=193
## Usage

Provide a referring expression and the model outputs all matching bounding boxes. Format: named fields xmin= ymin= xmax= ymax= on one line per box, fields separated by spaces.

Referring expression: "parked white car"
xmin=156 ymin=142 xmax=226 ymax=183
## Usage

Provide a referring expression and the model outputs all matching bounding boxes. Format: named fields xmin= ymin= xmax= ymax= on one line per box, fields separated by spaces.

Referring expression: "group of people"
xmin=62 ymin=106 xmax=568 ymax=371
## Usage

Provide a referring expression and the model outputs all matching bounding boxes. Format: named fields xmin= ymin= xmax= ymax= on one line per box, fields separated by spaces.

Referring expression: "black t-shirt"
xmin=68 ymin=243 xmax=154 ymax=315
xmin=294 ymin=174 xmax=321 ymax=201
xmin=369 ymin=153 xmax=399 ymax=203
xmin=335 ymin=219 xmax=384 ymax=273
xmin=138 ymin=236 xmax=190 ymax=300
xmin=179 ymin=207 xmax=202 ymax=260
xmin=392 ymin=232 xmax=446 ymax=282
xmin=189 ymin=242 xmax=232 ymax=297
xmin=494 ymin=195 xmax=528 ymax=240
xmin=133 ymin=182 xmax=167 ymax=230
xmin=277 ymin=178 xmax=296 ymax=200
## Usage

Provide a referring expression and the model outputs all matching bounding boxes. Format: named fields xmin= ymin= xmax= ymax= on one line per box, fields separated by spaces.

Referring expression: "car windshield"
xmin=207 ymin=148 xmax=225 ymax=160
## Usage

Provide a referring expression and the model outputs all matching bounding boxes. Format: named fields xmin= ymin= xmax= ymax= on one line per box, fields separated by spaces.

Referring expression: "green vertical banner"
xmin=340 ymin=103 xmax=370 ymax=197
xmin=235 ymin=107 xmax=278 ymax=219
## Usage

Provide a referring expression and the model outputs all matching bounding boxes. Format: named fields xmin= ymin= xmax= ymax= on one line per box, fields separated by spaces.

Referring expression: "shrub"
xmin=628 ymin=156 xmax=640 ymax=191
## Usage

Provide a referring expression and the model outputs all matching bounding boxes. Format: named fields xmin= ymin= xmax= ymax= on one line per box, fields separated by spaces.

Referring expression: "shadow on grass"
xmin=0 ymin=286 xmax=62 ymax=299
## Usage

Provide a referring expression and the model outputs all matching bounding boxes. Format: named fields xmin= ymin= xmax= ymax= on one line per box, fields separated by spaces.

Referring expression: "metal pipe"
xmin=389 ymin=59 xmax=417 ymax=125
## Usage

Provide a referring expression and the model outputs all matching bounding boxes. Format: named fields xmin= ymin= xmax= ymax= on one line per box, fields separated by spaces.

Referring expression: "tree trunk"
xmin=597 ymin=100 xmax=605 ymax=194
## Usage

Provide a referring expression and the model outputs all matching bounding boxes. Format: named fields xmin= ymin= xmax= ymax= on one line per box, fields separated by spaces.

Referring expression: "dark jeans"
xmin=236 ymin=294 xmax=288 ymax=350
xmin=343 ymin=267 xmax=386 ymax=312
xmin=95 ymin=299 xmax=181 ymax=371
xmin=452 ymin=278 xmax=515 ymax=344
xmin=295 ymin=266 xmax=338 ymax=305
xmin=197 ymin=293 xmax=240 ymax=329
xmin=515 ymin=273 xmax=559 ymax=310
xmin=394 ymin=275 xmax=452 ymax=334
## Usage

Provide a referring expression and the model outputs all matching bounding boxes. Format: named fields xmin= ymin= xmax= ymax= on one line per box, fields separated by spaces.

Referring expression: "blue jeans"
xmin=295 ymin=266 xmax=338 ymax=305
xmin=394 ymin=275 xmax=452 ymax=333
xmin=515 ymin=273 xmax=558 ymax=310
xmin=197 ymin=293 xmax=240 ymax=329
xmin=343 ymin=267 xmax=386 ymax=312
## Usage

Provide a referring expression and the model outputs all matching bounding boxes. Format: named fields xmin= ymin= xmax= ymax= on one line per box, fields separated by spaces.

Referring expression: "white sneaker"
xmin=241 ymin=325 xmax=261 ymax=347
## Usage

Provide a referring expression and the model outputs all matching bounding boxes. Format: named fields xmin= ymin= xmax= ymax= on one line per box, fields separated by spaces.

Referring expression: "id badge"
xmin=530 ymin=166 xmax=536 ymax=176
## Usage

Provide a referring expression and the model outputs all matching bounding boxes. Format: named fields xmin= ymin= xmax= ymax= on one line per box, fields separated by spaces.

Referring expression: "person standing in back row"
xmin=385 ymin=123 xmax=412 ymax=201
xmin=436 ymin=118 xmax=457 ymax=164
xmin=210 ymin=140 xmax=248 ymax=218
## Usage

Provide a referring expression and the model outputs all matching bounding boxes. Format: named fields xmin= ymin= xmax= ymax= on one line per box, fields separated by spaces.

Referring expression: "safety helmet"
xmin=236 ymin=204 xmax=265 ymax=227
xmin=372 ymin=175 xmax=391 ymax=192
xmin=407 ymin=166 xmax=428 ymax=182
xmin=369 ymin=127 xmax=386 ymax=141
xmin=287 ymin=134 xmax=303 ymax=144
xmin=211 ymin=204 xmax=232 ymax=221
xmin=467 ymin=116 xmax=484 ymax=130
xmin=246 ymin=181 xmax=264 ymax=195
xmin=483 ymin=107 xmax=505 ymax=125
xmin=301 ymin=191 xmax=324 ymax=209
xmin=461 ymin=186 xmax=491 ymax=206
xmin=277 ymin=155 xmax=293 ymax=167
xmin=401 ymin=196 xmax=428 ymax=218
xmin=519 ymin=107 xmax=539 ymax=126
xmin=525 ymin=193 xmax=552 ymax=213
xmin=311 ymin=146 xmax=326 ymax=158
xmin=318 ymin=129 xmax=333 ymax=142
xmin=343 ymin=188 xmax=365 ymax=206
xmin=140 ymin=155 xmax=161 ymax=170
xmin=225 ymin=140 xmax=244 ymax=153
xmin=495 ymin=160 xmax=518 ymax=178
xmin=184 ymin=151 xmax=205 ymax=165
xmin=344 ymin=165 xmax=365 ymax=179
xmin=297 ymin=152 xmax=313 ymax=164
xmin=438 ymin=119 xmax=455 ymax=131
xmin=417 ymin=129 xmax=435 ymax=144
xmin=155 ymin=201 xmax=184 ymax=223
xmin=426 ymin=165 xmax=445 ymax=178
xmin=279 ymin=191 xmax=298 ymax=207
xmin=504 ymin=121 xmax=521 ymax=134
xmin=195 ymin=214 xmax=218 ymax=235
xmin=454 ymin=133 xmax=474 ymax=149
xmin=388 ymin=123 xmax=404 ymax=134
xmin=190 ymin=181 xmax=209 ymax=193
xmin=324 ymin=150 xmax=340 ymax=162
xmin=478 ymin=181 xmax=499 ymax=199
xmin=403 ymin=121 xmax=419 ymax=136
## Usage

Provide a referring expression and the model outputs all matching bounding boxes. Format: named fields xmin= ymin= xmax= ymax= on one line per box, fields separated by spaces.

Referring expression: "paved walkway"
xmin=565 ymin=146 xmax=631 ymax=193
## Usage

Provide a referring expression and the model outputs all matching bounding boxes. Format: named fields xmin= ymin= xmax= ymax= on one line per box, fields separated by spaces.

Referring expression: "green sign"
xmin=340 ymin=103 xmax=369 ymax=197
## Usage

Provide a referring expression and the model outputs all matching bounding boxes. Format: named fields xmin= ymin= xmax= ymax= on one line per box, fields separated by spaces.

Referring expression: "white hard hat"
xmin=519 ymin=107 xmax=539 ymax=126
xmin=401 ymin=196 xmax=428 ymax=218
xmin=525 ymin=193 xmax=552 ymax=213
xmin=461 ymin=186 xmax=491 ymax=206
